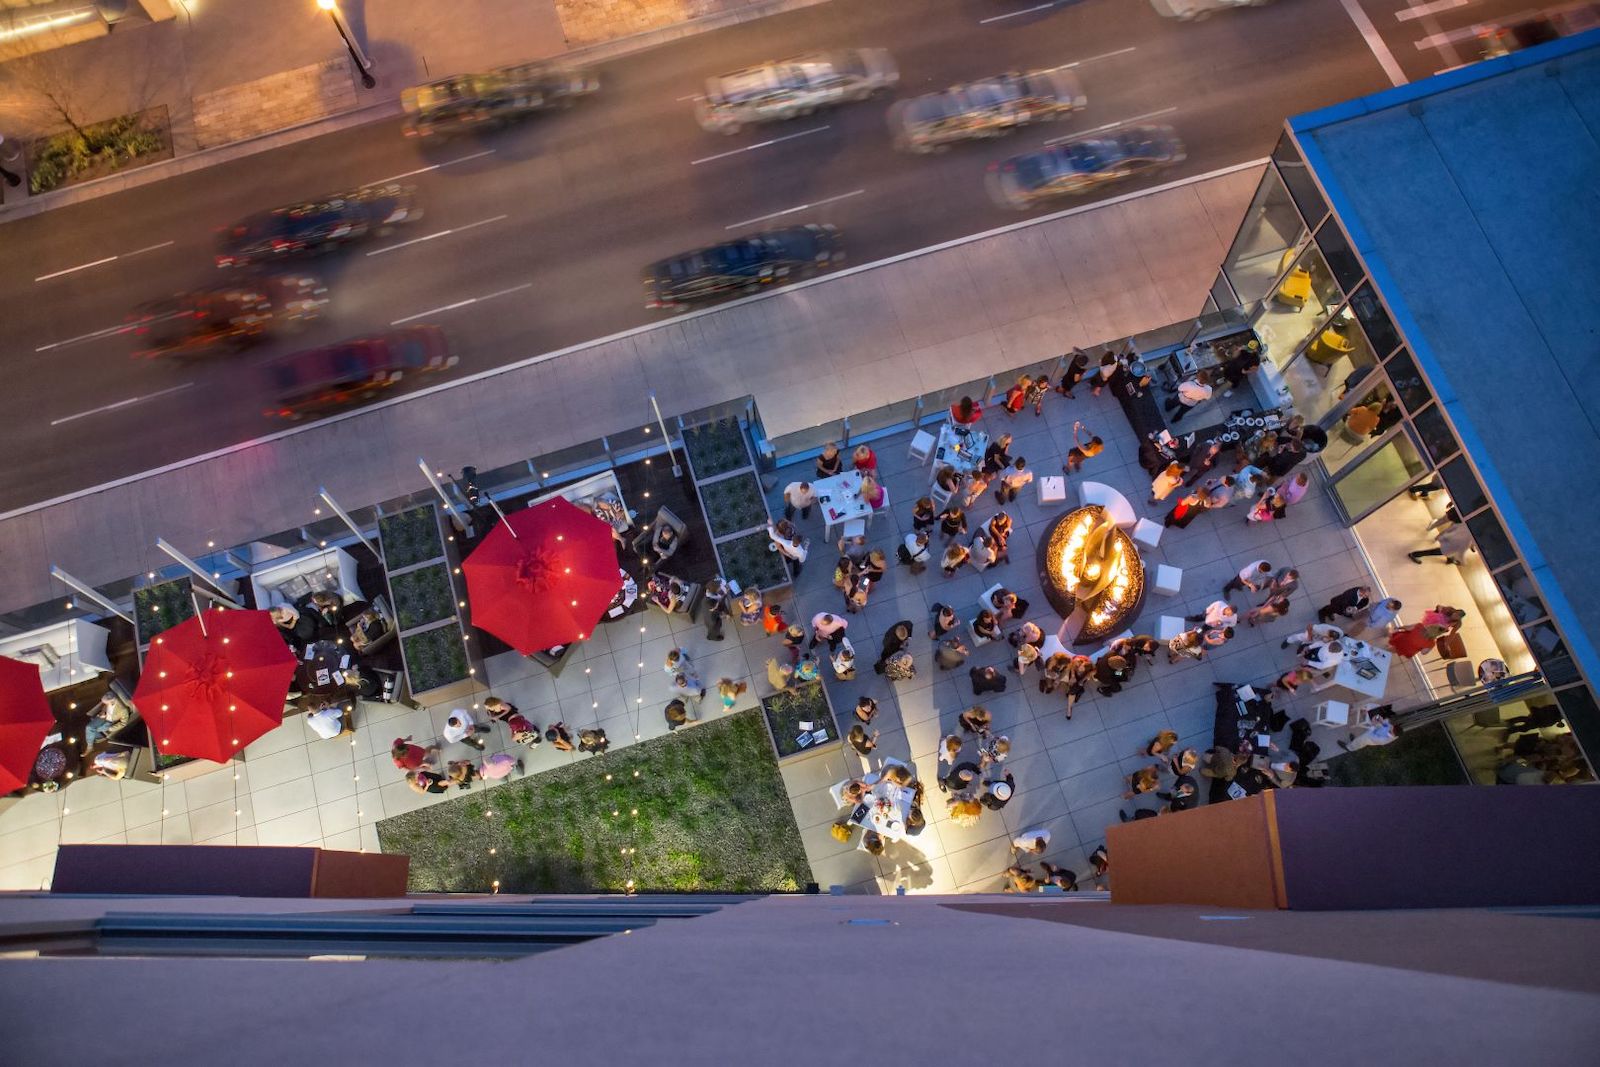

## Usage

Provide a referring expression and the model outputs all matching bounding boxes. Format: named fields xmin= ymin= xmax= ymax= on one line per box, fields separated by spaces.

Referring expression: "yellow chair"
xmin=1306 ymin=324 xmax=1356 ymax=366
xmin=1275 ymin=266 xmax=1312 ymax=310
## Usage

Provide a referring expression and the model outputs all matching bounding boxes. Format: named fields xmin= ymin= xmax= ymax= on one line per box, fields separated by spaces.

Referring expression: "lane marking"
xmin=1396 ymin=0 xmax=1470 ymax=22
xmin=33 ymin=240 xmax=176 ymax=283
xmin=361 ymin=149 xmax=496 ymax=187
xmin=724 ymin=188 xmax=865 ymax=230
xmin=979 ymin=2 xmax=1058 ymax=24
xmin=1044 ymin=106 xmax=1178 ymax=145
xmin=1059 ymin=46 xmax=1138 ymax=69
xmin=49 ymin=382 xmax=194 ymax=426
xmin=366 ymin=213 xmax=510 ymax=256
xmin=1337 ymin=0 xmax=1408 ymax=86
xmin=691 ymin=126 xmax=829 ymax=166
xmin=35 ymin=321 xmax=139 ymax=353
xmin=2 ymin=158 xmax=1271 ymax=523
xmin=390 ymin=282 xmax=534 ymax=326
xmin=1413 ymin=23 xmax=1488 ymax=50
xmin=676 ymin=92 xmax=703 ymax=102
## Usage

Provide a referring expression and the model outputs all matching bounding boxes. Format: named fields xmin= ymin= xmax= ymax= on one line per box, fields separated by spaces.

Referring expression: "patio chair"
xmin=908 ymin=429 xmax=936 ymax=466
xmin=632 ymin=506 xmax=688 ymax=564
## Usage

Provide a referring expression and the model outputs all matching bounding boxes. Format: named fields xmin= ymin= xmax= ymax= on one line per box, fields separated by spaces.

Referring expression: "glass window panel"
xmin=1278 ymin=302 xmax=1379 ymax=425
xmin=1314 ymin=220 xmax=1364 ymax=293
xmin=1272 ymin=133 xmax=1328 ymax=228
xmin=1330 ymin=431 xmax=1428 ymax=518
xmin=1495 ymin=563 xmax=1548 ymax=625
xmin=1437 ymin=456 xmax=1488 ymax=515
xmin=1221 ymin=168 xmax=1307 ymax=305
xmin=1347 ymin=281 xmax=1401 ymax=358
xmin=1323 ymin=382 xmax=1399 ymax=476
xmin=1250 ymin=244 xmax=1340 ymax=370
xmin=1555 ymin=686 xmax=1600 ymax=752
xmin=1466 ymin=509 xmax=1516 ymax=569
xmin=1210 ymin=271 xmax=1238 ymax=315
xmin=1526 ymin=623 xmax=1580 ymax=688
xmin=1412 ymin=403 xmax=1460 ymax=464
xmin=1384 ymin=347 xmax=1432 ymax=411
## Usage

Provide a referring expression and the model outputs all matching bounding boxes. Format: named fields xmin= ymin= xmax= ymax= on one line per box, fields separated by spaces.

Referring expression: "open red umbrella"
xmin=0 ymin=656 xmax=56 ymax=794
xmin=463 ymin=496 xmax=624 ymax=654
xmin=133 ymin=608 xmax=298 ymax=764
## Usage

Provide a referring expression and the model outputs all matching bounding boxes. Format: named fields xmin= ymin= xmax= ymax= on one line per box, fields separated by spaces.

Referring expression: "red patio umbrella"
xmin=463 ymin=496 xmax=624 ymax=654
xmin=133 ymin=608 xmax=298 ymax=764
xmin=0 ymin=656 xmax=56 ymax=795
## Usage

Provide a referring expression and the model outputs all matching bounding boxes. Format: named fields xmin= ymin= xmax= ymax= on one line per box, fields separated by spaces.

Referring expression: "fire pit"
xmin=1037 ymin=505 xmax=1146 ymax=645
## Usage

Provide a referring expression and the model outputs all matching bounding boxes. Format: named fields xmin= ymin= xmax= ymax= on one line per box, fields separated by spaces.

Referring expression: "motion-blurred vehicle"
xmin=265 ymin=325 xmax=456 ymax=420
xmin=645 ymin=224 xmax=843 ymax=310
xmin=401 ymin=64 xmax=599 ymax=137
xmin=215 ymin=184 xmax=420 ymax=267
xmin=986 ymin=126 xmax=1185 ymax=210
xmin=695 ymin=50 xmax=898 ymax=134
xmin=128 ymin=274 xmax=328 ymax=359
xmin=1149 ymin=0 xmax=1275 ymax=19
xmin=1476 ymin=3 xmax=1600 ymax=58
xmin=890 ymin=69 xmax=1086 ymax=152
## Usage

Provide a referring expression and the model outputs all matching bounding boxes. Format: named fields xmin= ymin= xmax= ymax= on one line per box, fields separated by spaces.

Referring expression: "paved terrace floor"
xmin=0 ymin=162 xmax=1264 ymax=617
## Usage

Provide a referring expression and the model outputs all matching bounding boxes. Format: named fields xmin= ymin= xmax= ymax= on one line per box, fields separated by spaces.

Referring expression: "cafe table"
xmin=1310 ymin=638 xmax=1392 ymax=700
xmin=295 ymin=639 xmax=365 ymax=699
xmin=847 ymin=779 xmax=914 ymax=843
xmin=933 ymin=423 xmax=990 ymax=477
xmin=813 ymin=471 xmax=873 ymax=539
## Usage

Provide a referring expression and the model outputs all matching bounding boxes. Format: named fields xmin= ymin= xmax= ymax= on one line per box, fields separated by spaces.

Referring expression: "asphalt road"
xmin=0 ymin=0 xmax=1539 ymax=512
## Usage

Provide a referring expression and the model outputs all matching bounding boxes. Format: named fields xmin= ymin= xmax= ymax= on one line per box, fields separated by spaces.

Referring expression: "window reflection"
xmin=1526 ymin=623 xmax=1579 ymax=687
xmin=1222 ymin=168 xmax=1307 ymax=305
xmin=1331 ymin=431 xmax=1428 ymax=518
xmin=1385 ymin=347 xmax=1431 ymax=411
xmin=1412 ymin=403 xmax=1460 ymax=464
xmin=1348 ymin=281 xmax=1402 ymax=358
xmin=1314 ymin=220 xmax=1364 ymax=293
xmin=1495 ymin=564 xmax=1548 ymax=625
xmin=1437 ymin=456 xmax=1488 ymax=515
xmin=1323 ymin=382 xmax=1399 ymax=476
xmin=1466 ymin=509 xmax=1516 ymax=569
xmin=1278 ymin=302 xmax=1378 ymax=425
xmin=1272 ymin=134 xmax=1328 ymax=228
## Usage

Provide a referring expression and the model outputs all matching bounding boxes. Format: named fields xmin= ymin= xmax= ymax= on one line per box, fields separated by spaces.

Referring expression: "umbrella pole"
xmin=486 ymin=494 xmax=518 ymax=539
xmin=191 ymin=594 xmax=208 ymax=638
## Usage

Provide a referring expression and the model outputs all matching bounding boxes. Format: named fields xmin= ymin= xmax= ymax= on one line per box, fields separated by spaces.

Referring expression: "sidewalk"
xmin=0 ymin=0 xmax=822 ymax=210
xmin=0 ymin=162 xmax=1266 ymax=617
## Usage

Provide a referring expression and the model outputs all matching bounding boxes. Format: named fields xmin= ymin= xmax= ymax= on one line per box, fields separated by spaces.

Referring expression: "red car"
xmin=265 ymin=326 xmax=456 ymax=420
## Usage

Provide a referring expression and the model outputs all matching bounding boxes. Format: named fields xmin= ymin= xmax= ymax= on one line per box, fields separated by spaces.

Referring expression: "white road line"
xmin=1337 ymin=0 xmax=1409 ymax=86
xmin=49 ymin=382 xmax=194 ymax=427
xmin=1396 ymin=0 xmax=1470 ymax=22
xmin=35 ymin=321 xmax=137 ymax=353
xmin=361 ymin=149 xmax=497 ymax=187
xmin=390 ymin=282 xmax=534 ymax=326
xmin=1045 ymin=106 xmax=1179 ymax=145
xmin=1414 ymin=23 xmax=1487 ymax=49
xmin=366 ymin=213 xmax=510 ymax=256
xmin=34 ymin=240 xmax=178 ymax=283
xmin=1058 ymin=46 xmax=1139 ymax=70
xmin=724 ymin=189 xmax=865 ymax=231
xmin=979 ymin=2 xmax=1057 ymax=25
xmin=691 ymin=126 xmax=829 ymax=166
xmin=676 ymin=92 xmax=703 ymax=102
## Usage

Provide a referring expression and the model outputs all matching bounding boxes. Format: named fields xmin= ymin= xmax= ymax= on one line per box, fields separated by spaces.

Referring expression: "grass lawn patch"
xmin=377 ymin=710 xmax=812 ymax=893
xmin=1326 ymin=722 xmax=1468 ymax=787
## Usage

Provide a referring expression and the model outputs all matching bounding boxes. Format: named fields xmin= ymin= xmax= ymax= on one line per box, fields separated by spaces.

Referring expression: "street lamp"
xmin=317 ymin=0 xmax=376 ymax=89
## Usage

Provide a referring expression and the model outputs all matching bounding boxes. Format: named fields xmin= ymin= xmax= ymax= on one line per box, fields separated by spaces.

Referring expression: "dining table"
xmin=295 ymin=639 xmax=367 ymax=699
xmin=1310 ymin=637 xmax=1392 ymax=700
xmin=933 ymin=423 xmax=990 ymax=477
xmin=847 ymin=778 xmax=914 ymax=843
xmin=814 ymin=470 xmax=873 ymax=539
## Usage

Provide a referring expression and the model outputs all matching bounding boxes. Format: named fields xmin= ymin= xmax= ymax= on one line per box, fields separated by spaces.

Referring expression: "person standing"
xmin=1063 ymin=422 xmax=1103 ymax=474
xmin=809 ymin=612 xmax=847 ymax=650
xmin=1347 ymin=597 xmax=1402 ymax=639
xmin=1164 ymin=486 xmax=1210 ymax=529
xmin=1095 ymin=654 xmax=1132 ymax=696
xmin=1025 ymin=375 xmax=1051 ymax=415
xmin=1409 ymin=517 xmax=1475 ymax=565
xmin=1222 ymin=559 xmax=1273 ymax=601
xmin=874 ymin=621 xmax=914 ymax=675
xmin=1318 ymin=585 xmax=1372 ymax=624
xmin=701 ymin=577 xmax=730 ymax=641
xmin=995 ymin=458 xmax=1034 ymax=504
xmin=782 ymin=480 xmax=816 ymax=522
xmin=1219 ymin=339 xmax=1263 ymax=397
xmin=1339 ymin=711 xmax=1399 ymax=751
xmin=1183 ymin=441 xmax=1222 ymax=486
xmin=1279 ymin=471 xmax=1312 ymax=506
xmin=766 ymin=519 xmax=808 ymax=576
xmin=815 ymin=442 xmax=844 ymax=478
xmin=1187 ymin=600 xmax=1238 ymax=630
xmin=443 ymin=708 xmax=489 ymax=751
xmin=1150 ymin=461 xmax=1185 ymax=505
xmin=911 ymin=496 xmax=937 ymax=532
xmin=1163 ymin=370 xmax=1213 ymax=424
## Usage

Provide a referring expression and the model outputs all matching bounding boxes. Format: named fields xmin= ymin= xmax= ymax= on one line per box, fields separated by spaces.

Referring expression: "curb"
xmin=0 ymin=0 xmax=835 ymax=225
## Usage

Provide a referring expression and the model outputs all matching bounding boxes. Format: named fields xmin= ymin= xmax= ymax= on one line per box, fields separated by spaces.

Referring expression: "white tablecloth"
xmin=849 ymin=780 xmax=914 ymax=842
xmin=934 ymin=424 xmax=989 ymax=476
xmin=815 ymin=471 xmax=873 ymax=537
xmin=1311 ymin=639 xmax=1392 ymax=699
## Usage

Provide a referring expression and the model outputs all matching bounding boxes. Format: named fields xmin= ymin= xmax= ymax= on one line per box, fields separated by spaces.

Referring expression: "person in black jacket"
xmin=1095 ymin=654 xmax=1132 ymax=696
xmin=1317 ymin=585 xmax=1372 ymax=624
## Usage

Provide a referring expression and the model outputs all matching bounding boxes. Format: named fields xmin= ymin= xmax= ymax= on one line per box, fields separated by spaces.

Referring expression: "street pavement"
xmin=0 ymin=0 xmax=1546 ymax=515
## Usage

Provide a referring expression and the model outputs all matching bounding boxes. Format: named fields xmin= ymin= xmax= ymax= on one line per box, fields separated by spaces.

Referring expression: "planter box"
xmin=717 ymin=530 xmax=791 ymax=592
xmin=134 ymin=577 xmax=196 ymax=647
xmin=378 ymin=504 xmax=447 ymax=572
xmin=760 ymin=681 xmax=840 ymax=761
xmin=399 ymin=623 xmax=477 ymax=704
xmin=700 ymin=470 xmax=769 ymax=539
xmin=389 ymin=561 xmax=458 ymax=632
xmin=682 ymin=417 xmax=752 ymax=480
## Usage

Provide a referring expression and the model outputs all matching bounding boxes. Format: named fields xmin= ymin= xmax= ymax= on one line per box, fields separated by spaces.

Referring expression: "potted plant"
xmin=399 ymin=623 xmax=474 ymax=698
xmin=378 ymin=505 xmax=447 ymax=571
xmin=389 ymin=562 xmax=459 ymax=632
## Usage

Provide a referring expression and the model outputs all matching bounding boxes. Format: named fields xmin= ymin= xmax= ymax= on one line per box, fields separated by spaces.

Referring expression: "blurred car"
xmin=645 ymin=224 xmax=843 ymax=310
xmin=128 ymin=274 xmax=329 ymax=359
xmin=891 ymin=69 xmax=1086 ymax=153
xmin=215 ymin=184 xmax=420 ymax=267
xmin=265 ymin=325 xmax=456 ymax=420
xmin=1476 ymin=3 xmax=1600 ymax=58
xmin=986 ymin=126 xmax=1185 ymax=210
xmin=1149 ymin=0 xmax=1275 ymax=19
xmin=696 ymin=49 xmax=898 ymax=134
xmin=401 ymin=64 xmax=599 ymax=137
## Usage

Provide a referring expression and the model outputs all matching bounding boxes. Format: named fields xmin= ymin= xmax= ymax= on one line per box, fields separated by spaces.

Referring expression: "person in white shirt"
xmin=1299 ymin=638 xmax=1347 ymax=672
xmin=994 ymin=457 xmax=1035 ymax=504
xmin=1163 ymin=371 xmax=1214 ymax=423
xmin=1221 ymin=559 xmax=1273 ymax=601
xmin=305 ymin=704 xmax=348 ymax=740
xmin=1012 ymin=827 xmax=1051 ymax=855
xmin=443 ymin=708 xmax=487 ymax=750
xmin=1187 ymin=600 xmax=1238 ymax=630
xmin=782 ymin=480 xmax=816 ymax=521
xmin=766 ymin=520 xmax=808 ymax=575
xmin=1348 ymin=597 xmax=1402 ymax=639
xmin=1341 ymin=711 xmax=1398 ymax=751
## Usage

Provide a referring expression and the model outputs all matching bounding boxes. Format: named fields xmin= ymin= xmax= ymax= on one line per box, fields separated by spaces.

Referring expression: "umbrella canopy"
xmin=464 ymin=496 xmax=623 ymax=654
xmin=0 ymin=656 xmax=57 ymax=794
xmin=133 ymin=608 xmax=298 ymax=764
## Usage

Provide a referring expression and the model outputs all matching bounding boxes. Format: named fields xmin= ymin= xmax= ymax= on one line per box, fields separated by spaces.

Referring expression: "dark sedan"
xmin=644 ymin=224 xmax=843 ymax=310
xmin=986 ymin=126 xmax=1185 ymax=209
xmin=216 ymin=184 xmax=420 ymax=267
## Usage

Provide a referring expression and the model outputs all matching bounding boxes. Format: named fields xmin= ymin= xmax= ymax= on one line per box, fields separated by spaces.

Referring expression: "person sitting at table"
xmin=92 ymin=748 xmax=132 ymax=779
xmin=862 ymin=830 xmax=887 ymax=857
xmin=858 ymin=474 xmax=886 ymax=510
xmin=950 ymin=395 xmax=984 ymax=429
xmin=648 ymin=520 xmax=681 ymax=565
xmin=816 ymin=441 xmax=844 ymax=478
xmin=934 ymin=465 xmax=963 ymax=499
xmin=444 ymin=708 xmax=489 ymax=751
xmin=84 ymin=691 xmax=130 ymax=745
xmin=852 ymin=444 xmax=878 ymax=473
xmin=971 ymin=609 xmax=1002 ymax=645
xmin=406 ymin=769 xmax=449 ymax=794
xmin=546 ymin=721 xmax=576 ymax=751
xmin=646 ymin=574 xmax=690 ymax=614
xmin=305 ymin=702 xmax=350 ymax=740
xmin=269 ymin=604 xmax=317 ymax=647
xmin=842 ymin=778 xmax=872 ymax=806
xmin=958 ymin=705 xmax=992 ymax=735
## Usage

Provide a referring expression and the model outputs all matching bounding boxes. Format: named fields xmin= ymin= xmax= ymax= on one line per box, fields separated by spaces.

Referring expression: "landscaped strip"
xmin=377 ymin=710 xmax=813 ymax=893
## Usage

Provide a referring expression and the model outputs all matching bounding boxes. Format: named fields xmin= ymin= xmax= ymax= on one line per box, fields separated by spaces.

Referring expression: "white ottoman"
xmin=1157 ymin=615 xmax=1186 ymax=641
xmin=1154 ymin=564 xmax=1182 ymax=596
xmin=1038 ymin=475 xmax=1067 ymax=505
xmin=1132 ymin=518 xmax=1163 ymax=550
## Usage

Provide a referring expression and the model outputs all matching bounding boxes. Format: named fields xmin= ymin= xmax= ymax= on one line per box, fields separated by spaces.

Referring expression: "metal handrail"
xmin=1393 ymin=670 xmax=1546 ymax=730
